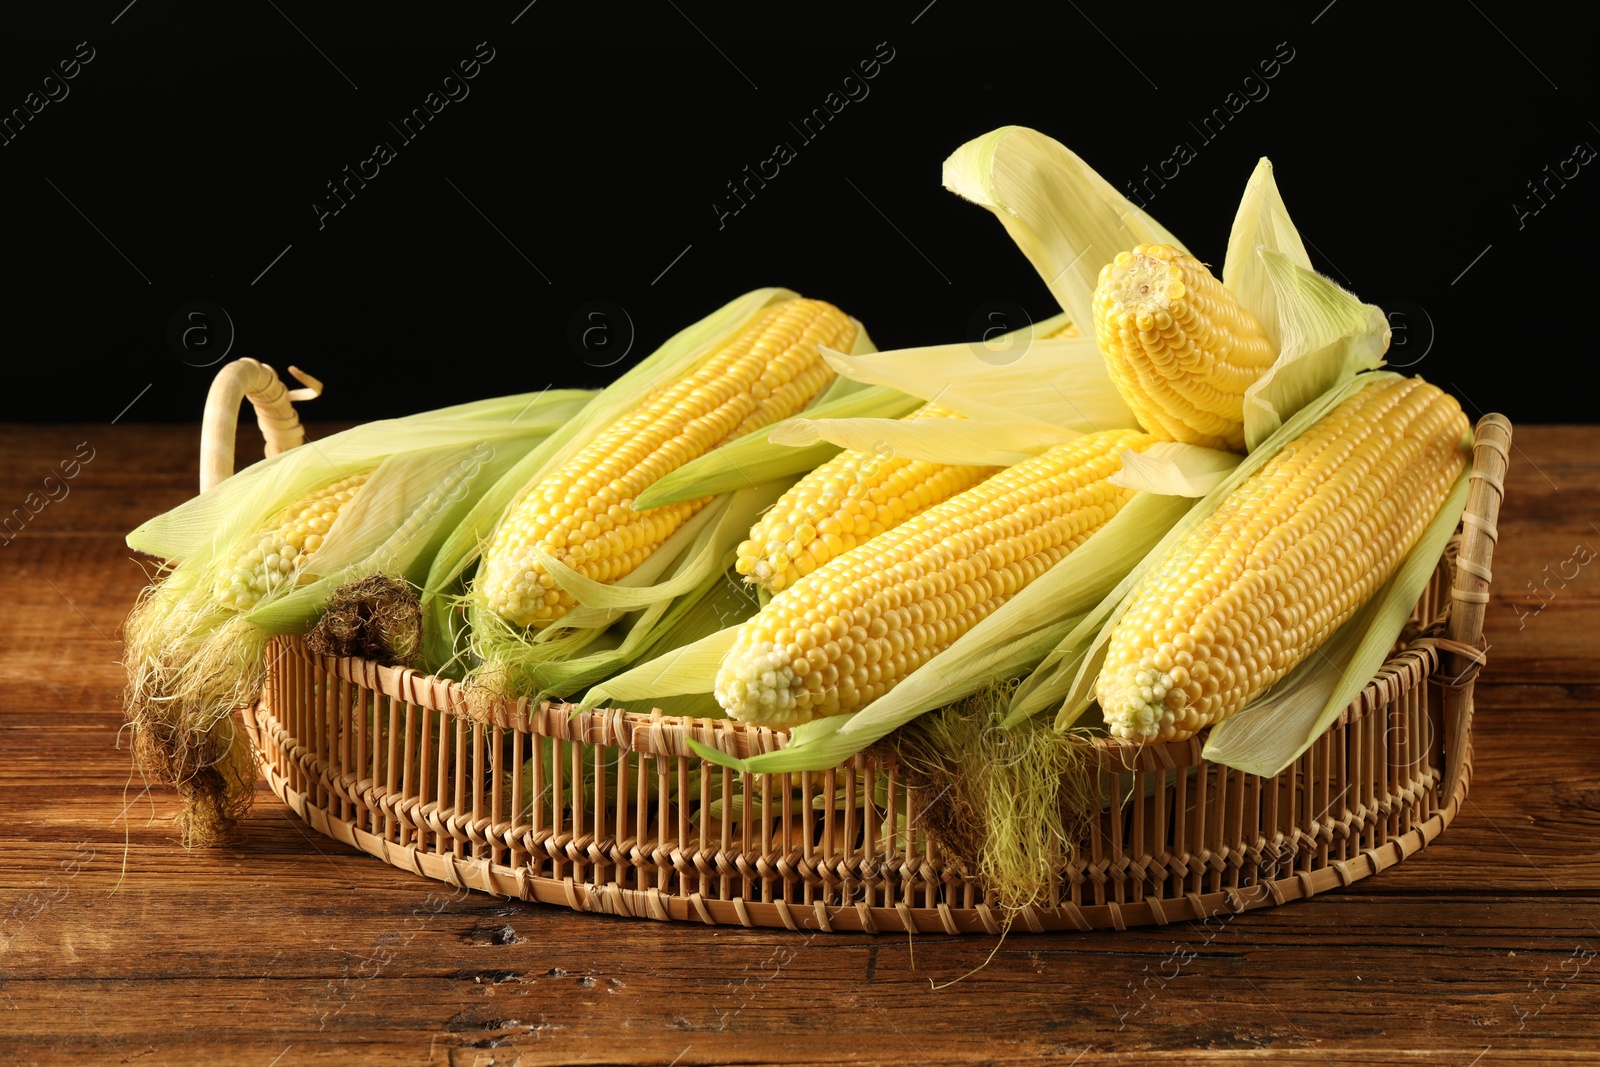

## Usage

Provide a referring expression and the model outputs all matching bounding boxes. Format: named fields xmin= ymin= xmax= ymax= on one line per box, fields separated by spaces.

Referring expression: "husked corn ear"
xmin=1092 ymin=243 xmax=1276 ymax=451
xmin=735 ymin=405 xmax=1000 ymax=592
xmin=716 ymin=429 xmax=1156 ymax=726
xmin=1097 ymin=377 xmax=1470 ymax=744
xmin=479 ymin=298 xmax=855 ymax=627
xmin=213 ymin=472 xmax=370 ymax=611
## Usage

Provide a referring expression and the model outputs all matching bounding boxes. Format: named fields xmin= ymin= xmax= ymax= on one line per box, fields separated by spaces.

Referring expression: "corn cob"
xmin=735 ymin=404 xmax=1000 ymax=593
xmin=1092 ymin=243 xmax=1276 ymax=451
xmin=1096 ymin=376 xmax=1470 ymax=744
xmin=716 ymin=429 xmax=1156 ymax=726
xmin=212 ymin=472 xmax=370 ymax=611
xmin=479 ymin=298 xmax=855 ymax=627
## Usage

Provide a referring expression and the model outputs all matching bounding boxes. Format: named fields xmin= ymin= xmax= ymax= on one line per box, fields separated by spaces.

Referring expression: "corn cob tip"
xmin=1091 ymin=242 xmax=1276 ymax=451
xmin=1096 ymin=244 xmax=1189 ymax=331
xmin=1098 ymin=633 xmax=1202 ymax=743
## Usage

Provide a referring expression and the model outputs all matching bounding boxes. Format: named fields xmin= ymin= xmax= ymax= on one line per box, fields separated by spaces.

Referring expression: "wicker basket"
xmin=217 ymin=362 xmax=1511 ymax=934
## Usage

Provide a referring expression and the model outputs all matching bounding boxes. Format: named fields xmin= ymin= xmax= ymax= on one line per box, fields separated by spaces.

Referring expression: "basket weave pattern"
xmin=245 ymin=418 xmax=1509 ymax=935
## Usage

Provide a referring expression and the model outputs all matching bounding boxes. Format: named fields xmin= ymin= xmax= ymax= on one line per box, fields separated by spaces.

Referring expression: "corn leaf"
xmin=1110 ymin=442 xmax=1242 ymax=497
xmin=511 ymin=571 xmax=718 ymax=700
xmin=1200 ymin=466 xmax=1472 ymax=777
xmin=467 ymin=474 xmax=794 ymax=700
xmin=942 ymin=125 xmax=1186 ymax=336
xmin=1222 ymin=157 xmax=1313 ymax=345
xmin=1242 ymin=250 xmax=1390 ymax=452
xmin=128 ymin=390 xmax=593 ymax=564
xmin=245 ymin=433 xmax=555 ymax=634
xmin=633 ymin=387 xmax=919 ymax=509
xmin=768 ymin=415 xmax=1075 ymax=466
xmin=1047 ymin=372 xmax=1400 ymax=729
xmin=577 ymin=624 xmax=742 ymax=712
xmin=821 ymin=336 xmax=1137 ymax=436
xmin=532 ymin=481 xmax=783 ymax=615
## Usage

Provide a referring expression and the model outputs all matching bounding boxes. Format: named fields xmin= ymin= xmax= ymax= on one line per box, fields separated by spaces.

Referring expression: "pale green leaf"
xmin=1242 ymin=250 xmax=1390 ymax=451
xmin=633 ymin=386 xmax=920 ymax=509
xmin=1109 ymin=442 xmax=1241 ymax=497
xmin=1222 ymin=157 xmax=1313 ymax=342
xmin=942 ymin=125 xmax=1186 ymax=335
xmin=578 ymin=624 xmax=741 ymax=712
xmin=822 ymin=336 xmax=1137 ymax=436
xmin=128 ymin=390 xmax=593 ymax=564
xmin=533 ymin=482 xmax=782 ymax=616
xmin=529 ymin=498 xmax=727 ymax=617
xmin=769 ymin=415 xmax=1074 ymax=466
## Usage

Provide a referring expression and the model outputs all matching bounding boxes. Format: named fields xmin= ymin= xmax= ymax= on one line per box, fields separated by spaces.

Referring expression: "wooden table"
xmin=2 ymin=423 xmax=1596 ymax=1066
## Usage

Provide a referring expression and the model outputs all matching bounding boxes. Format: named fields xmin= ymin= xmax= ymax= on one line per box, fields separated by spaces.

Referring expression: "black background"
xmin=1 ymin=1 xmax=1593 ymax=427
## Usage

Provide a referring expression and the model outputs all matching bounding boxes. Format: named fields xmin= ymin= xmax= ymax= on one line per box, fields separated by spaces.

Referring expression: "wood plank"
xmin=3 ymin=423 xmax=1598 ymax=1064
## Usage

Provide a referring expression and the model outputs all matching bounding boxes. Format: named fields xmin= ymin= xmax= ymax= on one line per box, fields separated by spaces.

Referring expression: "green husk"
xmin=128 ymin=391 xmax=588 ymax=563
xmin=941 ymin=126 xmax=1186 ymax=333
xmin=818 ymin=334 xmax=1137 ymax=439
xmin=583 ymin=575 xmax=759 ymax=718
xmin=122 ymin=389 xmax=591 ymax=846
xmin=634 ymin=384 xmax=916 ymax=510
xmin=461 ymin=478 xmax=794 ymax=709
xmin=1109 ymin=442 xmax=1241 ymax=497
xmin=1222 ymin=157 xmax=1313 ymax=349
xmin=892 ymin=682 xmax=1096 ymax=911
xmin=1241 ymin=249 xmax=1390 ymax=452
xmin=1201 ymin=464 xmax=1473 ymax=776
xmin=767 ymin=413 xmax=1079 ymax=466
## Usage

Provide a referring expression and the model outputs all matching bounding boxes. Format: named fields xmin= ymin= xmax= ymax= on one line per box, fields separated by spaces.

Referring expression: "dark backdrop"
xmin=2 ymin=2 xmax=1592 ymax=426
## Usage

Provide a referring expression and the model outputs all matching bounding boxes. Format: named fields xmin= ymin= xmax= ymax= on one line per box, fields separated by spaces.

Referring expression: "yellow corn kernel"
xmin=716 ymin=429 xmax=1156 ymax=726
xmin=735 ymin=404 xmax=1000 ymax=592
xmin=1092 ymin=243 xmax=1276 ymax=451
xmin=479 ymin=298 xmax=855 ymax=627
xmin=1096 ymin=376 xmax=1471 ymax=743
xmin=213 ymin=472 xmax=370 ymax=611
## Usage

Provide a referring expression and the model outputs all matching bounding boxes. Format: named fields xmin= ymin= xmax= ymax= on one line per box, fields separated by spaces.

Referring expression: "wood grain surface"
xmin=1 ymin=423 xmax=1596 ymax=1066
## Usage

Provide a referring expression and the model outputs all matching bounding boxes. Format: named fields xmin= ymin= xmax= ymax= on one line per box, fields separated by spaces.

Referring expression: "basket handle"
xmin=200 ymin=359 xmax=322 ymax=491
xmin=1439 ymin=412 xmax=1512 ymax=802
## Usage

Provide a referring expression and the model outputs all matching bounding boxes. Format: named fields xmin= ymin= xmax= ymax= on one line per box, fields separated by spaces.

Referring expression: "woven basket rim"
xmin=296 ymin=537 xmax=1460 ymax=767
